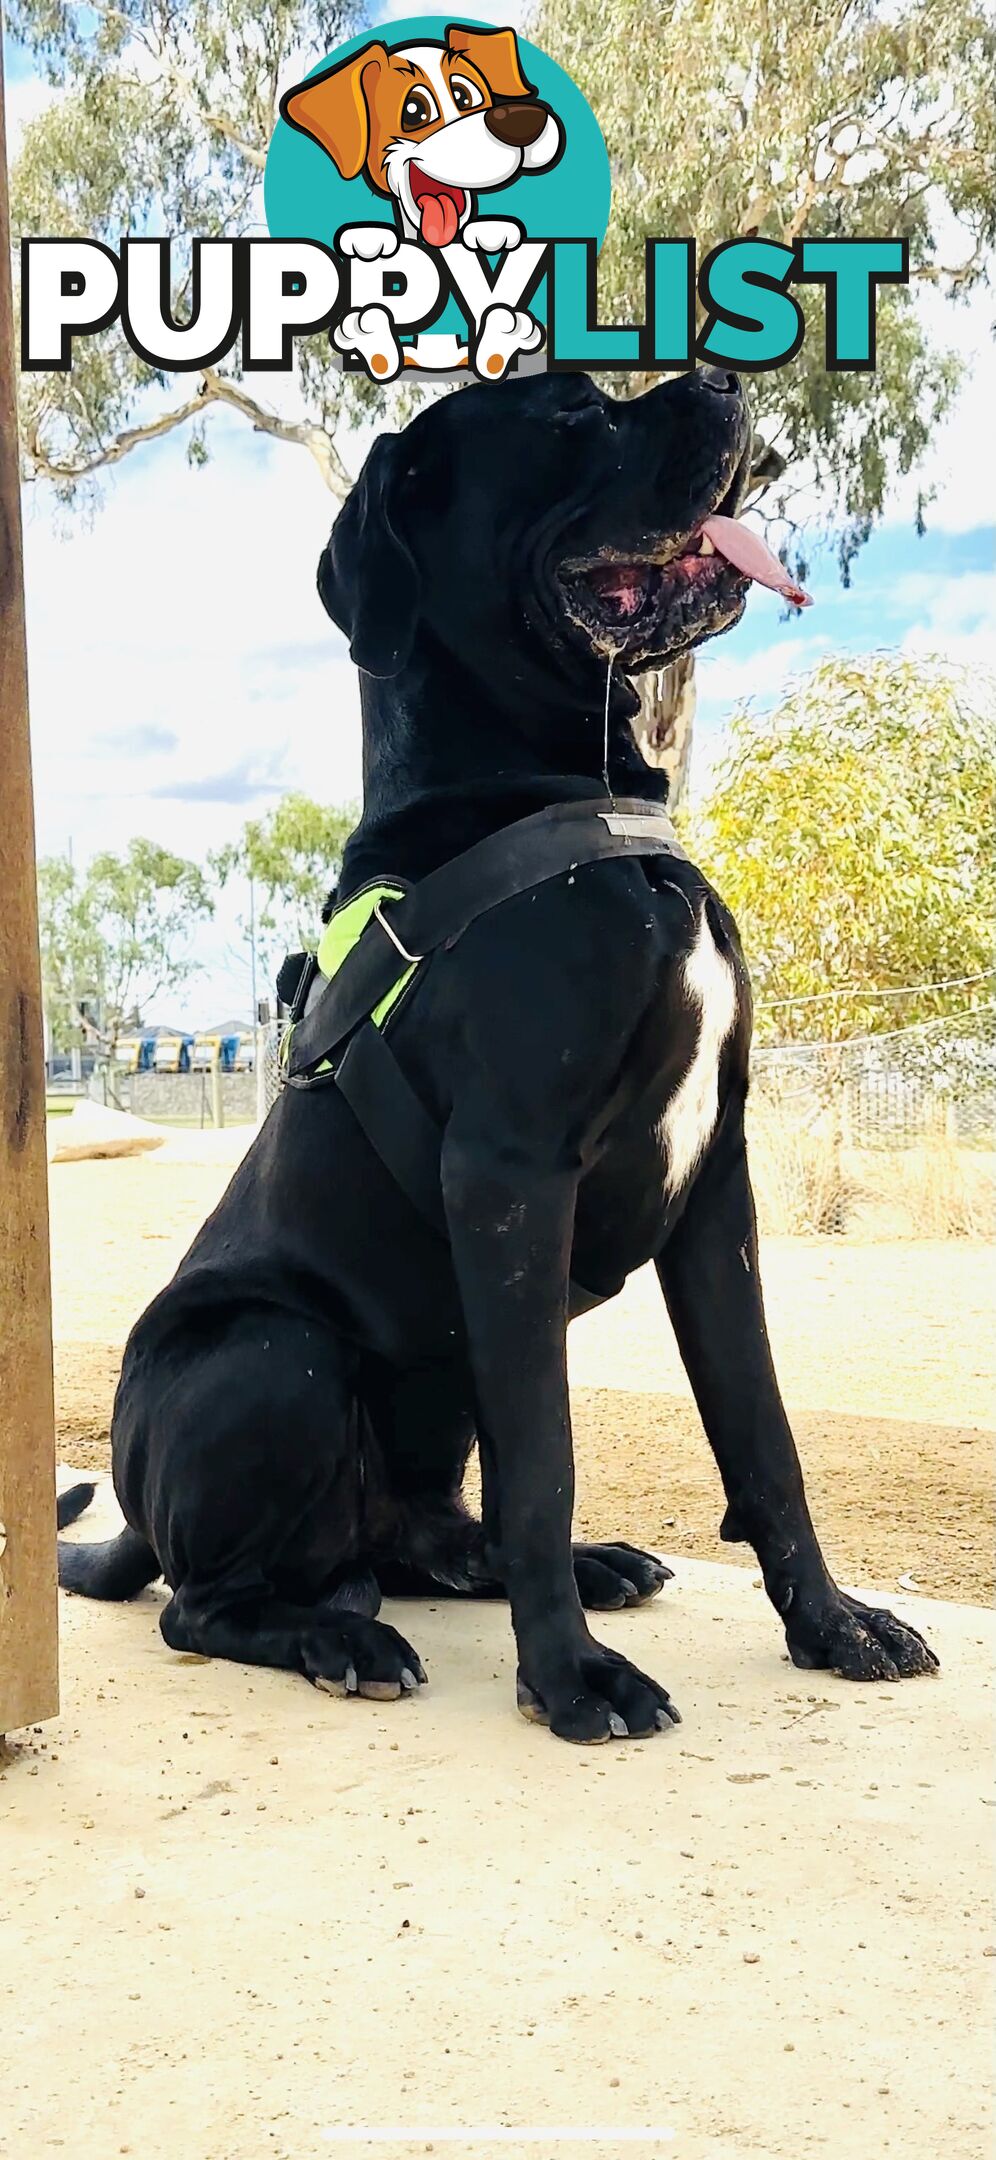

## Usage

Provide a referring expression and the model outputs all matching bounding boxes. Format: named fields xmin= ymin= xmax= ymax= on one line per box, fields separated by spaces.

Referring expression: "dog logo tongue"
xmin=419 ymin=192 xmax=460 ymax=247
xmin=411 ymin=172 xmax=465 ymax=249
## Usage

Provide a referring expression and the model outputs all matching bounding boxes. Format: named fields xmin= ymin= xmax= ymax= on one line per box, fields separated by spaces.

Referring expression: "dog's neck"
xmin=340 ymin=646 xmax=667 ymax=894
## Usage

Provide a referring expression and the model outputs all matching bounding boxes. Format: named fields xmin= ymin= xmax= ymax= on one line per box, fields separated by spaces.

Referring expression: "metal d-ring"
xmin=373 ymin=899 xmax=423 ymax=967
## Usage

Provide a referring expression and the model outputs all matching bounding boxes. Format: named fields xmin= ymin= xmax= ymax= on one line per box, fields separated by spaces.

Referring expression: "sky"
xmin=6 ymin=29 xmax=995 ymax=1028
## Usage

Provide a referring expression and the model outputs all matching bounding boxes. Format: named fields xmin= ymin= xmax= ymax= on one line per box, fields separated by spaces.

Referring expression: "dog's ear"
xmin=444 ymin=23 xmax=535 ymax=100
xmin=317 ymin=432 xmax=420 ymax=679
xmin=280 ymin=44 xmax=387 ymax=181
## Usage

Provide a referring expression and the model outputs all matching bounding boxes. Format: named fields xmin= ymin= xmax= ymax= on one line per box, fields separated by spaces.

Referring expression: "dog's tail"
xmin=57 ymin=1481 xmax=161 ymax=1601
xmin=57 ymin=1481 xmax=97 ymax=1531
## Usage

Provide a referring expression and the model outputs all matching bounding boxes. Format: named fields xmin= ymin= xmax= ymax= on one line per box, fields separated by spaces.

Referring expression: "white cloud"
xmin=23 ymin=416 xmax=362 ymax=865
xmin=22 ymin=417 xmax=364 ymax=1022
xmin=3 ymin=72 xmax=60 ymax=156
xmin=695 ymin=629 xmax=832 ymax=715
xmin=889 ymin=566 xmax=995 ymax=633
xmin=896 ymin=561 xmax=996 ymax=678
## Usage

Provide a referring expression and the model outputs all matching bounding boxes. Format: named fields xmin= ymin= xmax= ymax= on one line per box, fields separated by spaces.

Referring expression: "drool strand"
xmin=602 ymin=645 xmax=619 ymax=807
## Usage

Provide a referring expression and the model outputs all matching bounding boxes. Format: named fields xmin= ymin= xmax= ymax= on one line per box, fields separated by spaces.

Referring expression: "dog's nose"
xmin=697 ymin=365 xmax=742 ymax=398
xmin=484 ymin=101 xmax=549 ymax=148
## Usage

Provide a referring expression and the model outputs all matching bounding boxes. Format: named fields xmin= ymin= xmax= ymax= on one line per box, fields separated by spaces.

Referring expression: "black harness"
xmin=284 ymin=796 xmax=690 ymax=1243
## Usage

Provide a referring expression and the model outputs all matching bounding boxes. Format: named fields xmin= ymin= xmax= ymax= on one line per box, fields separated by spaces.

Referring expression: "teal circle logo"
xmin=264 ymin=18 xmax=611 ymax=380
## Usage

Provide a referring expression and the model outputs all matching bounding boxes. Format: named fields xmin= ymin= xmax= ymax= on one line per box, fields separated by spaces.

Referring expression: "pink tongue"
xmin=702 ymin=516 xmax=813 ymax=607
xmin=419 ymin=192 xmax=460 ymax=248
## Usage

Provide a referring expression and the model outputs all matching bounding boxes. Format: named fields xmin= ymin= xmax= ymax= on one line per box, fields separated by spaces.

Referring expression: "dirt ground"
xmin=48 ymin=1148 xmax=995 ymax=1604
xmin=8 ymin=1140 xmax=993 ymax=2160
xmin=7 ymin=1500 xmax=993 ymax=2160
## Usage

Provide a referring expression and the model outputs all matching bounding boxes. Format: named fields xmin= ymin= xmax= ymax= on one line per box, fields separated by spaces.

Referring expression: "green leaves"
xmin=689 ymin=653 xmax=996 ymax=1040
xmin=533 ymin=0 xmax=992 ymax=558
xmin=37 ymin=838 xmax=214 ymax=1048
xmin=210 ymin=791 xmax=356 ymax=972
xmin=10 ymin=0 xmax=369 ymax=496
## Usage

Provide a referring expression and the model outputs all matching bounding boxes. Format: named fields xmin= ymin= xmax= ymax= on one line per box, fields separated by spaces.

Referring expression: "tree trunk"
xmin=635 ymin=653 xmax=697 ymax=804
xmin=0 ymin=23 xmax=60 ymax=1736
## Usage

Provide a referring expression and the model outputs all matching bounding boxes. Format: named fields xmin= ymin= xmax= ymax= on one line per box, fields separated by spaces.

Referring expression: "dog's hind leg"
xmin=362 ymin=1358 xmax=672 ymax=1610
xmin=159 ymin=1583 xmax=426 ymax=1700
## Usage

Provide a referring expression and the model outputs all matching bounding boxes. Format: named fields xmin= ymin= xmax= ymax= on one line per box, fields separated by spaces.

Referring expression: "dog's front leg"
xmin=656 ymin=1106 xmax=938 ymax=1683
xmin=442 ymin=1135 xmax=680 ymax=1743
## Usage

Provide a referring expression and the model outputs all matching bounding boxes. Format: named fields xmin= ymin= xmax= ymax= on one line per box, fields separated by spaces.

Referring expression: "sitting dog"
xmin=59 ymin=370 xmax=937 ymax=1744
xmin=281 ymin=24 xmax=561 ymax=378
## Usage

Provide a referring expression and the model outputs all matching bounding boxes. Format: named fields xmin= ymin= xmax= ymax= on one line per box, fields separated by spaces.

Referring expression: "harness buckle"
xmin=373 ymin=898 xmax=423 ymax=967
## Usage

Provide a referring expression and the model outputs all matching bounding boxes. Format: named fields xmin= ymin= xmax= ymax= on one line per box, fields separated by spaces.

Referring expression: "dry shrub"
xmin=855 ymin=1141 xmax=995 ymax=1240
xmin=747 ymin=1101 xmax=853 ymax=1236
xmin=747 ymin=1100 xmax=994 ymax=1240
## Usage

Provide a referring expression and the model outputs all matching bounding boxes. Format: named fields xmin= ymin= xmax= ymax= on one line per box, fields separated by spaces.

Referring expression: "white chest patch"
xmin=658 ymin=906 xmax=738 ymax=1199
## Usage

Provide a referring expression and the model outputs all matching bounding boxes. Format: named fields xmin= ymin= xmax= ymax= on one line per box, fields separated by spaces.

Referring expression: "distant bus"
xmin=115 ymin=1034 xmax=156 ymax=1073
xmin=192 ymin=1032 xmax=238 ymax=1072
xmin=152 ymin=1034 xmax=194 ymax=1073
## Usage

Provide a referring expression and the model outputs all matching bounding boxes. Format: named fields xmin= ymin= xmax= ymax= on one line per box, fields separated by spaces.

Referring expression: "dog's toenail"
xmin=608 ymin=1711 xmax=628 ymax=1737
xmin=345 ymin=1664 xmax=358 ymax=1693
xmin=400 ymin=1668 xmax=418 ymax=1690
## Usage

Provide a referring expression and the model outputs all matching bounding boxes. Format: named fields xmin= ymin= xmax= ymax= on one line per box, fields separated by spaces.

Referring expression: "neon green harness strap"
xmin=317 ymin=883 xmax=416 ymax=1030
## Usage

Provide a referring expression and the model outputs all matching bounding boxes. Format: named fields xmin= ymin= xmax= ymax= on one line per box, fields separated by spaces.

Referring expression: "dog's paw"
xmin=337 ymin=224 xmax=400 ymax=261
xmin=333 ymin=306 xmax=403 ymax=381
xmin=461 ymin=217 xmax=524 ymax=254
xmin=517 ymin=1643 xmax=681 ymax=1745
xmin=303 ymin=1615 xmax=427 ymax=1701
xmin=473 ymin=304 xmax=544 ymax=381
xmin=786 ymin=1592 xmax=939 ymax=1681
xmin=573 ymin=1540 xmax=673 ymax=1610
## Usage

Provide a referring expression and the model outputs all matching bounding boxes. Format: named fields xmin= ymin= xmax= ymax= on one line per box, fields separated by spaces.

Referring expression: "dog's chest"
xmin=656 ymin=904 xmax=739 ymax=1198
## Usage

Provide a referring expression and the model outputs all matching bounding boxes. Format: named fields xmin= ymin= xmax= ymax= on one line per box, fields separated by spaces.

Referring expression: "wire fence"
xmin=261 ymin=996 xmax=995 ymax=1153
xmin=259 ymin=1019 xmax=283 ymax=1117
xmin=751 ymin=1006 xmax=996 ymax=1151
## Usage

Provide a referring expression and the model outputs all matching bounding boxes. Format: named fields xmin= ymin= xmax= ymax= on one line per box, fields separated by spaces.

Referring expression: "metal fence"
xmin=752 ymin=1007 xmax=996 ymax=1151
xmin=260 ymin=1006 xmax=995 ymax=1152
xmin=259 ymin=1019 xmax=285 ymax=1118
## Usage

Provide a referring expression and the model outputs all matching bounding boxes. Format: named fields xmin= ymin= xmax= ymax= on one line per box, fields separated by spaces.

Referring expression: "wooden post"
xmin=211 ymin=1049 xmax=224 ymax=1131
xmin=0 ymin=24 xmax=59 ymax=1733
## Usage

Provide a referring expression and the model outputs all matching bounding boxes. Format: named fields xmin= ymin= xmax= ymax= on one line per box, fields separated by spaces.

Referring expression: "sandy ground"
xmin=4 ymin=1145 xmax=993 ymax=2159
xmin=4 ymin=1470 xmax=993 ymax=2160
xmin=49 ymin=1151 xmax=995 ymax=1602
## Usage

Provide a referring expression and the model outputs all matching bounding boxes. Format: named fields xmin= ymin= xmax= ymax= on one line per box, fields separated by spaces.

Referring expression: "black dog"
xmin=59 ymin=370 xmax=937 ymax=1742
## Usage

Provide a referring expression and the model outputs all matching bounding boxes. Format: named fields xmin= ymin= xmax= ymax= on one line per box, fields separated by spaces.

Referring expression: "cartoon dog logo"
xmin=280 ymin=24 xmax=564 ymax=380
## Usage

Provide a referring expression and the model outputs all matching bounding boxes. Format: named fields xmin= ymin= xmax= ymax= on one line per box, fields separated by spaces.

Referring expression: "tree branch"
xmin=199 ymin=370 xmax=354 ymax=498
xmin=21 ymin=387 xmax=213 ymax=482
xmin=22 ymin=367 xmax=355 ymax=500
xmin=201 ymin=110 xmax=267 ymax=171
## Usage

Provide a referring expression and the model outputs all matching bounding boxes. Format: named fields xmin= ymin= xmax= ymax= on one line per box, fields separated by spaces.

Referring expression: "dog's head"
xmin=318 ymin=371 xmax=755 ymax=706
xmin=281 ymin=26 xmax=563 ymax=246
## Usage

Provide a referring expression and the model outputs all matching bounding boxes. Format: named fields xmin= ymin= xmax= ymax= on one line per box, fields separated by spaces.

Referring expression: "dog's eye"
xmin=449 ymin=75 xmax=484 ymax=115
xmin=401 ymin=88 xmax=439 ymax=131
